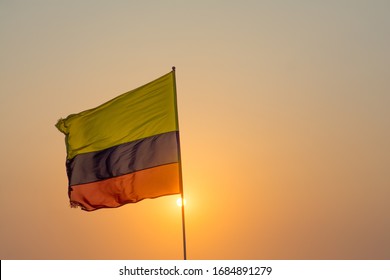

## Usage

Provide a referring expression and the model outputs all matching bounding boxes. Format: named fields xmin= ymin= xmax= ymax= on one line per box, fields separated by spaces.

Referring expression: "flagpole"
xmin=172 ymin=66 xmax=187 ymax=260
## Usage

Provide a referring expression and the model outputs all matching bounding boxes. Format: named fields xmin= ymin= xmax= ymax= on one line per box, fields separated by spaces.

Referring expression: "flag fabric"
xmin=56 ymin=70 xmax=181 ymax=211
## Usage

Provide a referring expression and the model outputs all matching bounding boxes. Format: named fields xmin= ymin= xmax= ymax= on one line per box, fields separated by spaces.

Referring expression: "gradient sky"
xmin=1 ymin=0 xmax=389 ymax=260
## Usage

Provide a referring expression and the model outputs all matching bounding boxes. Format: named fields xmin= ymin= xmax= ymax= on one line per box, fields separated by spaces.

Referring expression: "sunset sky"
xmin=1 ymin=0 xmax=389 ymax=259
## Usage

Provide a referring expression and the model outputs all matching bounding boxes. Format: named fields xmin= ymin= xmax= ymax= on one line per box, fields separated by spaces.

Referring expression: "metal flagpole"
xmin=172 ymin=66 xmax=187 ymax=260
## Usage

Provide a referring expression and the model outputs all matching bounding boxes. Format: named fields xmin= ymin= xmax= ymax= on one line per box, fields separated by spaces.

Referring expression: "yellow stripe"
xmin=56 ymin=72 xmax=177 ymax=159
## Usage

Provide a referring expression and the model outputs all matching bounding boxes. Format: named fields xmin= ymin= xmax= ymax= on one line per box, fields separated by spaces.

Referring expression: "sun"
xmin=176 ymin=197 xmax=187 ymax=207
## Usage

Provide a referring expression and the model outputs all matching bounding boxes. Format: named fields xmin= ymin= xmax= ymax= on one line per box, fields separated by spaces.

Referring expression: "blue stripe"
xmin=66 ymin=131 xmax=179 ymax=186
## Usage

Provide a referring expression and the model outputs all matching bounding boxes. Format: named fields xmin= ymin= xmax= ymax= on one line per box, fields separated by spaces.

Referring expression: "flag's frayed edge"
xmin=70 ymin=201 xmax=82 ymax=209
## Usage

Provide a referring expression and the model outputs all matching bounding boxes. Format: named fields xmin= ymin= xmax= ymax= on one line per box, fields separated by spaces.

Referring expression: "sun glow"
xmin=176 ymin=197 xmax=187 ymax=207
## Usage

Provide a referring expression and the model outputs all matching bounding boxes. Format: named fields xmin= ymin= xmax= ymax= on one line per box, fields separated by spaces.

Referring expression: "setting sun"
xmin=176 ymin=198 xmax=187 ymax=207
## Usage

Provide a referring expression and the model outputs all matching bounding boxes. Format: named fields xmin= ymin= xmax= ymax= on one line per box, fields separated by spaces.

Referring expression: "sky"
xmin=0 ymin=0 xmax=389 ymax=260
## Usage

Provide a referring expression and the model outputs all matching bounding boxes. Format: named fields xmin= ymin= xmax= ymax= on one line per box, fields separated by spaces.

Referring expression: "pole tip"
xmin=172 ymin=66 xmax=176 ymax=71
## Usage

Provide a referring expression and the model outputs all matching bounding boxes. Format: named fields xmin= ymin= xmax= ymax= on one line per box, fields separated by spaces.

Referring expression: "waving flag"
xmin=56 ymin=70 xmax=180 ymax=211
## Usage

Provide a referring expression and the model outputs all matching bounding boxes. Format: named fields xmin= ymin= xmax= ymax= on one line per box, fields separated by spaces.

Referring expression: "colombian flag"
xmin=56 ymin=70 xmax=181 ymax=211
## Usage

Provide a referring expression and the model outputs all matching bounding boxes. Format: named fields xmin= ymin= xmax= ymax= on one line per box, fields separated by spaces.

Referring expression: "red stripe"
xmin=69 ymin=163 xmax=180 ymax=211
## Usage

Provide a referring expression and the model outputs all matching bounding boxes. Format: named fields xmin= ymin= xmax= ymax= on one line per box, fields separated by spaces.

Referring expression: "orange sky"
xmin=1 ymin=1 xmax=389 ymax=259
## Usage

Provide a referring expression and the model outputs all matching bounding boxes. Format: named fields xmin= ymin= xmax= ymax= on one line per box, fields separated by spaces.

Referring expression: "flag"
xmin=56 ymin=70 xmax=181 ymax=211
